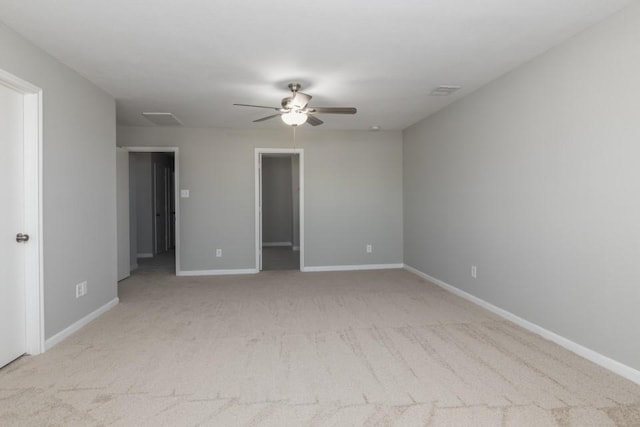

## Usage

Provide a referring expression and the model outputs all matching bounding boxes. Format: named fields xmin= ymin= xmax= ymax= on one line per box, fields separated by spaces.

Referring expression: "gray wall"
xmin=128 ymin=153 xmax=138 ymax=269
xmin=116 ymin=148 xmax=130 ymax=281
xmin=0 ymin=23 xmax=116 ymax=339
xmin=262 ymin=156 xmax=293 ymax=244
xmin=133 ymin=152 xmax=154 ymax=255
xmin=403 ymin=2 xmax=640 ymax=371
xmin=117 ymin=127 xmax=403 ymax=270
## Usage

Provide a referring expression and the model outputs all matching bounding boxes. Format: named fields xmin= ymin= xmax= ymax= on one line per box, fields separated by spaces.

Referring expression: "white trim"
xmin=125 ymin=147 xmax=180 ymax=274
xmin=177 ymin=268 xmax=258 ymax=276
xmin=292 ymin=246 xmax=300 ymax=252
xmin=137 ymin=253 xmax=154 ymax=258
xmin=0 ymin=69 xmax=44 ymax=355
xmin=45 ymin=298 xmax=119 ymax=350
xmin=262 ymin=242 xmax=293 ymax=247
xmin=302 ymin=263 xmax=404 ymax=272
xmin=255 ymin=148 xmax=304 ymax=272
xmin=404 ymin=265 xmax=640 ymax=386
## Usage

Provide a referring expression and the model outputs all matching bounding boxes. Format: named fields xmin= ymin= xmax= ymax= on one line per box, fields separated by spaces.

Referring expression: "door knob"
xmin=16 ymin=233 xmax=29 ymax=243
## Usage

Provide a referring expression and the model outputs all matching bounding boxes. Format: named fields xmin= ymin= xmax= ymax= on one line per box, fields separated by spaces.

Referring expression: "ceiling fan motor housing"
xmin=281 ymin=97 xmax=294 ymax=109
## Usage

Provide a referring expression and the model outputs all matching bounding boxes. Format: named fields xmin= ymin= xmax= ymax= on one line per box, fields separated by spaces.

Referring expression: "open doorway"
xmin=126 ymin=148 xmax=179 ymax=275
xmin=255 ymin=149 xmax=304 ymax=271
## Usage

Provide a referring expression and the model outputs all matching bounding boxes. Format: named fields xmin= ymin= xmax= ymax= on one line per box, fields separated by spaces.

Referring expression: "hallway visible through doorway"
xmin=126 ymin=149 xmax=178 ymax=276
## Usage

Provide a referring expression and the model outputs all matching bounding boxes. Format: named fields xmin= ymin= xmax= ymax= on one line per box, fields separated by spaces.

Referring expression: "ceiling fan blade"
xmin=234 ymin=103 xmax=280 ymax=111
xmin=253 ymin=114 xmax=281 ymax=123
xmin=306 ymin=115 xmax=323 ymax=126
xmin=290 ymin=92 xmax=312 ymax=109
xmin=307 ymin=107 xmax=357 ymax=114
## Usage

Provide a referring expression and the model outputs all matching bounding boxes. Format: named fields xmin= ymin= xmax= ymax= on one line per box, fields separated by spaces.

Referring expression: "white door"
xmin=0 ymin=82 xmax=27 ymax=367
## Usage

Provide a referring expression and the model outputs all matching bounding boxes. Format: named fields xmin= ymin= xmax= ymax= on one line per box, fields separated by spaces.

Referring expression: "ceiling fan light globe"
xmin=281 ymin=111 xmax=307 ymax=126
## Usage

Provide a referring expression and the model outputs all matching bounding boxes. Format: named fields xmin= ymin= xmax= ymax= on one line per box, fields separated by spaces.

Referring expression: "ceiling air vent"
xmin=142 ymin=112 xmax=183 ymax=126
xmin=430 ymin=86 xmax=461 ymax=96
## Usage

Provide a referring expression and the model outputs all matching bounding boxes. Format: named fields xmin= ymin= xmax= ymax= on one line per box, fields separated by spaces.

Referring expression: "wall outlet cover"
xmin=76 ymin=281 xmax=87 ymax=298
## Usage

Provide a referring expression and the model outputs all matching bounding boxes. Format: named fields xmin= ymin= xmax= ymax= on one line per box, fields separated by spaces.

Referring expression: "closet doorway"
xmin=255 ymin=149 xmax=304 ymax=271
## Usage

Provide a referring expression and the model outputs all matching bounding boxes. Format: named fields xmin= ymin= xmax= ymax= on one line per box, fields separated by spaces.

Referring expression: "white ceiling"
xmin=0 ymin=0 xmax=633 ymax=130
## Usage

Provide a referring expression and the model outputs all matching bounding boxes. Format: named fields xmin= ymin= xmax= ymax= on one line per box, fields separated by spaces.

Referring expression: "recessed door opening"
xmin=120 ymin=148 xmax=180 ymax=276
xmin=255 ymin=149 xmax=304 ymax=272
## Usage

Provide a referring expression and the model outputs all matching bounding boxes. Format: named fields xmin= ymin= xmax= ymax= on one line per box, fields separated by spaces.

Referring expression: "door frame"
xmin=0 ymin=69 xmax=44 ymax=355
xmin=254 ymin=148 xmax=304 ymax=271
xmin=124 ymin=147 xmax=181 ymax=274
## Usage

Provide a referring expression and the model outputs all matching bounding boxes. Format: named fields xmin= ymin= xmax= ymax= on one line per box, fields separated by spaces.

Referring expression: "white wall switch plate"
xmin=366 ymin=244 xmax=373 ymax=253
xmin=180 ymin=189 xmax=190 ymax=198
xmin=216 ymin=249 xmax=222 ymax=257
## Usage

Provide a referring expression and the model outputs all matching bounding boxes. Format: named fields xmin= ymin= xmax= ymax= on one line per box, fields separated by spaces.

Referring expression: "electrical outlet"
xmin=216 ymin=249 xmax=222 ymax=258
xmin=82 ymin=281 xmax=87 ymax=295
xmin=366 ymin=244 xmax=373 ymax=253
xmin=471 ymin=265 xmax=477 ymax=279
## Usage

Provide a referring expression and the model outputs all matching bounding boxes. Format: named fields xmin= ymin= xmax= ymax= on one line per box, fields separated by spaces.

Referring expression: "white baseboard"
xmin=302 ymin=263 xmax=404 ymax=272
xmin=45 ymin=298 xmax=119 ymax=350
xmin=137 ymin=253 xmax=153 ymax=258
xmin=262 ymin=242 xmax=293 ymax=247
xmin=177 ymin=268 xmax=259 ymax=276
xmin=404 ymin=265 xmax=640 ymax=386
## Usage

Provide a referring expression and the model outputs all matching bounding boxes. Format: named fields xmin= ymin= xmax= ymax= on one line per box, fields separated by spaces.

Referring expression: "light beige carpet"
xmin=1 ymin=263 xmax=639 ymax=426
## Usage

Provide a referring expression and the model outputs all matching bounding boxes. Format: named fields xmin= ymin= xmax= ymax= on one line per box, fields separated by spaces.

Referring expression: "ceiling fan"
xmin=234 ymin=83 xmax=357 ymax=126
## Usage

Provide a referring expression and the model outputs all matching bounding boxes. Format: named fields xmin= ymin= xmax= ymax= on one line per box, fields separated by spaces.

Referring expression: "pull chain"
xmin=293 ymin=125 xmax=297 ymax=148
